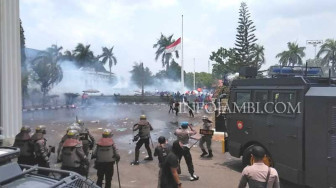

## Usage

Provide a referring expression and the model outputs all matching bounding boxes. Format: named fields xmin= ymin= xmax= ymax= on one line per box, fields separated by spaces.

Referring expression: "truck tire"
xmin=242 ymin=145 xmax=254 ymax=166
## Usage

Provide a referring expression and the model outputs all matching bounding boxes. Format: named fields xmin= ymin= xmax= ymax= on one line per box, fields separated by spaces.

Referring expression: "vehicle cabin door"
xmin=268 ymin=90 xmax=304 ymax=184
xmin=227 ymin=90 xmax=253 ymax=157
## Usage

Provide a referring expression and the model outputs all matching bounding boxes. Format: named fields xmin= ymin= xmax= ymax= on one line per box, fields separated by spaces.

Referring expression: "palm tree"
xmin=317 ymin=39 xmax=336 ymax=73
xmin=73 ymin=43 xmax=95 ymax=68
xmin=46 ymin=44 xmax=63 ymax=62
xmin=62 ymin=50 xmax=75 ymax=61
xmin=251 ymin=44 xmax=265 ymax=69
xmin=276 ymin=42 xmax=306 ymax=66
xmin=153 ymin=33 xmax=179 ymax=71
xmin=98 ymin=46 xmax=117 ymax=76
xmin=31 ymin=50 xmax=63 ymax=106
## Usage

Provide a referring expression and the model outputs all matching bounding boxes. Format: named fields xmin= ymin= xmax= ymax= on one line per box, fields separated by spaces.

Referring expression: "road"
xmin=22 ymin=103 xmax=302 ymax=188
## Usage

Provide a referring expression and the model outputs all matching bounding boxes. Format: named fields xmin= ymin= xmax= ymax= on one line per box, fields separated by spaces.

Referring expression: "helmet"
xmin=21 ymin=125 xmax=31 ymax=133
xmin=140 ymin=115 xmax=146 ymax=120
xmin=158 ymin=136 xmax=166 ymax=144
xmin=202 ymin=116 xmax=208 ymax=120
xmin=67 ymin=129 xmax=79 ymax=138
xmin=181 ymin=122 xmax=189 ymax=129
xmin=36 ymin=125 xmax=46 ymax=134
xmin=67 ymin=125 xmax=80 ymax=132
xmin=102 ymin=129 xmax=113 ymax=138
xmin=77 ymin=120 xmax=84 ymax=126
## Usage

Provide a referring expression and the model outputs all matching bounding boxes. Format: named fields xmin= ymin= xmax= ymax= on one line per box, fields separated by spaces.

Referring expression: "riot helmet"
xmin=181 ymin=122 xmax=189 ymax=129
xmin=140 ymin=115 xmax=146 ymax=120
xmin=102 ymin=129 xmax=113 ymax=138
xmin=67 ymin=129 xmax=79 ymax=139
xmin=35 ymin=125 xmax=46 ymax=134
xmin=20 ymin=125 xmax=31 ymax=133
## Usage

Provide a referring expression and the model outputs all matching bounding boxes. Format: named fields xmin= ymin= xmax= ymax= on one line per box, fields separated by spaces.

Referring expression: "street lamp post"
xmin=306 ymin=40 xmax=323 ymax=58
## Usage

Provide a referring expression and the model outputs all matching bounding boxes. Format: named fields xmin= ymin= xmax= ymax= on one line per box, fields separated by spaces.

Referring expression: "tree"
xmin=31 ymin=50 xmax=63 ymax=106
xmin=235 ymin=2 xmax=258 ymax=67
xmin=98 ymin=46 xmax=117 ymax=76
xmin=317 ymin=39 xmax=336 ymax=74
xmin=153 ymin=33 xmax=179 ymax=71
xmin=210 ymin=48 xmax=238 ymax=77
xmin=73 ymin=43 xmax=95 ymax=68
xmin=62 ymin=50 xmax=75 ymax=61
xmin=251 ymin=44 xmax=265 ymax=69
xmin=130 ymin=62 xmax=153 ymax=89
xmin=20 ymin=19 xmax=29 ymax=107
xmin=276 ymin=42 xmax=306 ymax=66
xmin=47 ymin=44 xmax=63 ymax=61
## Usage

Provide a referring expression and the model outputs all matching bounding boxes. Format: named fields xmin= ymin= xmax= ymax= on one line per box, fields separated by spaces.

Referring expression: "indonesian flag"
xmin=165 ymin=38 xmax=181 ymax=53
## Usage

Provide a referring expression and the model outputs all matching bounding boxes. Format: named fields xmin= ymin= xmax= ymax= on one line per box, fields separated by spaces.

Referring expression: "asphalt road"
xmin=22 ymin=103 xmax=303 ymax=188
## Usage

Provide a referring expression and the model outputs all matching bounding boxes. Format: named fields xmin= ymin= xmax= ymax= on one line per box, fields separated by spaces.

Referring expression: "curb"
xmin=22 ymin=103 xmax=168 ymax=112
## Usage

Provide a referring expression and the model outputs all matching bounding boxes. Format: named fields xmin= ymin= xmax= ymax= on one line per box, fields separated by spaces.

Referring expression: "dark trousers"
xmin=135 ymin=138 xmax=152 ymax=157
xmin=96 ymin=162 xmax=115 ymax=188
xmin=175 ymin=107 xmax=179 ymax=116
xmin=189 ymin=109 xmax=194 ymax=117
xmin=18 ymin=155 xmax=35 ymax=165
xmin=35 ymin=156 xmax=50 ymax=176
xmin=169 ymin=106 xmax=174 ymax=113
xmin=178 ymin=146 xmax=194 ymax=175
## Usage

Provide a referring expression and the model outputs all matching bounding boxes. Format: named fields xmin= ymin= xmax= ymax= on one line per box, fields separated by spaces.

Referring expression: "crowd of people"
xmin=13 ymin=113 xmax=280 ymax=188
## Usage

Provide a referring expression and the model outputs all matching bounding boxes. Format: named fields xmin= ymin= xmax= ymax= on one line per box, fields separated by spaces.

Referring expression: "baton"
xmin=116 ymin=161 xmax=121 ymax=188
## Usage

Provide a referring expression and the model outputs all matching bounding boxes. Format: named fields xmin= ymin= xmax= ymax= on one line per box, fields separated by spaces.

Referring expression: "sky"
xmin=20 ymin=0 xmax=336 ymax=78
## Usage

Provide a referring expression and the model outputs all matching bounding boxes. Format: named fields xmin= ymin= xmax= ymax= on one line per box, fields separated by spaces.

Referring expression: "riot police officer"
xmin=131 ymin=115 xmax=154 ymax=165
xmin=174 ymin=122 xmax=199 ymax=181
xmin=31 ymin=125 xmax=50 ymax=175
xmin=77 ymin=120 xmax=95 ymax=156
xmin=13 ymin=125 xmax=35 ymax=165
xmin=60 ymin=129 xmax=88 ymax=176
xmin=199 ymin=116 xmax=213 ymax=158
xmin=57 ymin=123 xmax=81 ymax=161
xmin=93 ymin=129 xmax=120 ymax=188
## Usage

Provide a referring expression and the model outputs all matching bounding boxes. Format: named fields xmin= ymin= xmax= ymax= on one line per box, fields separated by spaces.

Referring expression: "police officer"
xmin=60 ymin=129 xmax=88 ymax=176
xmin=13 ymin=126 xmax=35 ymax=165
xmin=131 ymin=115 xmax=154 ymax=165
xmin=199 ymin=116 xmax=213 ymax=158
xmin=57 ymin=123 xmax=81 ymax=161
xmin=174 ymin=122 xmax=199 ymax=181
xmin=77 ymin=120 xmax=96 ymax=156
xmin=31 ymin=125 xmax=50 ymax=175
xmin=238 ymin=146 xmax=280 ymax=188
xmin=93 ymin=129 xmax=120 ymax=188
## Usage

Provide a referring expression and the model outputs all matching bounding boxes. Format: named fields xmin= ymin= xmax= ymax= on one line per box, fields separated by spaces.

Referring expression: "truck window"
xmin=273 ymin=91 xmax=296 ymax=115
xmin=254 ymin=91 xmax=268 ymax=114
xmin=236 ymin=92 xmax=251 ymax=106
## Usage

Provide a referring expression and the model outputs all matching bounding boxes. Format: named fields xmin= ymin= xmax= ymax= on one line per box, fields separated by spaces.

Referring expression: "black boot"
xmin=200 ymin=149 xmax=208 ymax=157
xmin=131 ymin=150 xmax=140 ymax=165
xmin=207 ymin=150 xmax=213 ymax=158
xmin=144 ymin=156 xmax=153 ymax=161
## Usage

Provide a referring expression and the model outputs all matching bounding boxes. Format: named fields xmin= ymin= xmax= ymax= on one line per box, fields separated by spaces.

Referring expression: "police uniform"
xmin=57 ymin=124 xmax=81 ymax=162
xmin=174 ymin=122 xmax=199 ymax=181
xmin=132 ymin=115 xmax=153 ymax=165
xmin=60 ymin=131 xmax=88 ymax=177
xmin=238 ymin=162 xmax=280 ymax=188
xmin=77 ymin=121 xmax=96 ymax=156
xmin=31 ymin=125 xmax=50 ymax=176
xmin=13 ymin=126 xmax=35 ymax=165
xmin=199 ymin=117 xmax=213 ymax=158
xmin=93 ymin=129 xmax=120 ymax=188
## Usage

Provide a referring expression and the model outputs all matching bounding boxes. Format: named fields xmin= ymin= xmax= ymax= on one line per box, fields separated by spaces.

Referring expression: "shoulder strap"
xmin=265 ymin=167 xmax=271 ymax=188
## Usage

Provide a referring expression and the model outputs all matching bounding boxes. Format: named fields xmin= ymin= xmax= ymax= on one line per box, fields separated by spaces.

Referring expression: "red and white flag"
xmin=165 ymin=38 xmax=181 ymax=53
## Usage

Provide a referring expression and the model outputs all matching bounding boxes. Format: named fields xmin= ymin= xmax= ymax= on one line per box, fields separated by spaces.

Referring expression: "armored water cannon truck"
xmin=215 ymin=66 xmax=336 ymax=188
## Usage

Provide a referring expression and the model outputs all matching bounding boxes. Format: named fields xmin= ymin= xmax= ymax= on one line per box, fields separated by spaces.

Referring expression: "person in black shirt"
xmin=160 ymin=140 xmax=182 ymax=188
xmin=154 ymin=136 xmax=171 ymax=188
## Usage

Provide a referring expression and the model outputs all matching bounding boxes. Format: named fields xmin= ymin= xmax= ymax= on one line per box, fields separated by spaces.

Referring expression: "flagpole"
xmin=181 ymin=14 xmax=184 ymax=93
xmin=193 ymin=58 xmax=195 ymax=91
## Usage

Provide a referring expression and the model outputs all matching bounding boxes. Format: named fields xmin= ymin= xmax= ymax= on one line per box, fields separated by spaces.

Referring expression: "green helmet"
xmin=36 ymin=125 xmax=46 ymax=134
xmin=102 ymin=129 xmax=113 ymax=138
xmin=21 ymin=125 xmax=31 ymax=133
xmin=140 ymin=115 xmax=146 ymax=120
xmin=67 ymin=129 xmax=79 ymax=138
xmin=77 ymin=120 xmax=84 ymax=126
